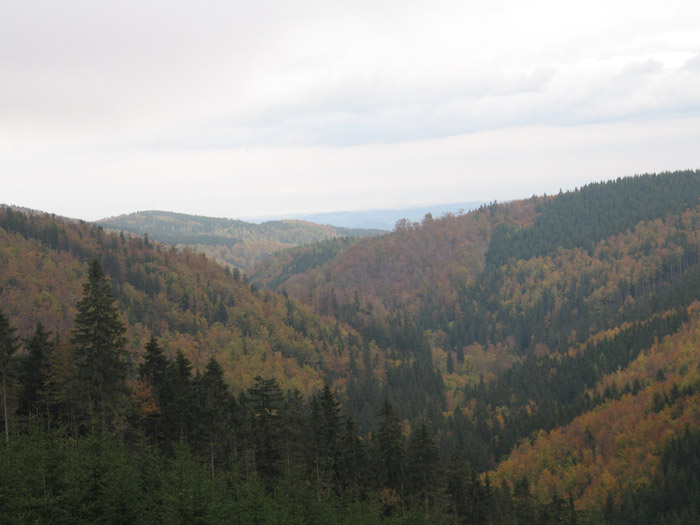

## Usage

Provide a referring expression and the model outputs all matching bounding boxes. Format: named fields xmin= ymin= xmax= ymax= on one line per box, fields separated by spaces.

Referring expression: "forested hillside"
xmin=0 ymin=207 xmax=355 ymax=395
xmin=250 ymin=169 xmax=700 ymax=519
xmin=98 ymin=210 xmax=382 ymax=269
xmin=0 ymin=205 xmax=571 ymax=522
xmin=4 ymin=170 xmax=700 ymax=522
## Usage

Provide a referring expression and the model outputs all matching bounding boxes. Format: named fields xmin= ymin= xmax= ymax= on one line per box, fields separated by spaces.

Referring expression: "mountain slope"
xmin=491 ymin=303 xmax=700 ymax=513
xmin=253 ymin=170 xmax=700 ymax=358
xmin=251 ymin=199 xmax=538 ymax=328
xmin=0 ymin=206 xmax=370 ymax=396
xmin=250 ymin=169 xmax=700 ymax=513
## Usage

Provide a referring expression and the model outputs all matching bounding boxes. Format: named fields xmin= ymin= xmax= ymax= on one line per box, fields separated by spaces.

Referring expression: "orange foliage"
xmin=491 ymin=308 xmax=700 ymax=512
xmin=0 ymin=209 xmax=365 ymax=399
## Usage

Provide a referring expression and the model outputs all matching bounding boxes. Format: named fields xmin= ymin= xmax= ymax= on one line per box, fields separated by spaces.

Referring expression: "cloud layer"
xmin=2 ymin=0 xmax=700 ymax=218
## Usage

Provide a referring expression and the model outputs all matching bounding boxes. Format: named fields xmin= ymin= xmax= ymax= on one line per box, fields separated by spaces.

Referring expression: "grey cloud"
xmin=2 ymin=0 xmax=700 ymax=153
xmin=619 ymin=59 xmax=664 ymax=78
xmin=684 ymin=55 xmax=700 ymax=71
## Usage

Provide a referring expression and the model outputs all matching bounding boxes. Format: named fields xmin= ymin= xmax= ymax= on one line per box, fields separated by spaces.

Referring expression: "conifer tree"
xmin=138 ymin=335 xmax=171 ymax=442
xmin=195 ymin=357 xmax=234 ymax=475
xmin=373 ymin=399 xmax=404 ymax=494
xmin=338 ymin=416 xmax=366 ymax=501
xmin=139 ymin=335 xmax=169 ymax=392
xmin=247 ymin=376 xmax=284 ymax=481
xmin=163 ymin=350 xmax=195 ymax=442
xmin=311 ymin=383 xmax=342 ymax=493
xmin=0 ymin=310 xmax=19 ymax=444
xmin=405 ymin=421 xmax=443 ymax=518
xmin=279 ymin=389 xmax=308 ymax=483
xmin=71 ymin=259 xmax=128 ymax=434
xmin=17 ymin=323 xmax=53 ymax=417
xmin=42 ymin=337 xmax=77 ymax=428
xmin=446 ymin=450 xmax=471 ymax=518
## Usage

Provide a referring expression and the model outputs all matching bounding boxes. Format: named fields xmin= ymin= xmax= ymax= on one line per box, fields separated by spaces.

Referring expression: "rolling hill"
xmin=97 ymin=210 xmax=384 ymax=270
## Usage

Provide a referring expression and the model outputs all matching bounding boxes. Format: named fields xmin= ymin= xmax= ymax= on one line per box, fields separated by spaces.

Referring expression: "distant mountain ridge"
xmin=97 ymin=210 xmax=384 ymax=269
xmin=244 ymin=201 xmax=486 ymax=230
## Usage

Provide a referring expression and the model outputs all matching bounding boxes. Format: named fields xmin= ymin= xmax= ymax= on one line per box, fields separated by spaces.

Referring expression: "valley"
xmin=2 ymin=170 xmax=700 ymax=522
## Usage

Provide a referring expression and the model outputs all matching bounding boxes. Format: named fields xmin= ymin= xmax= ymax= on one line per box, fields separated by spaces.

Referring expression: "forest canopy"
xmin=3 ymin=170 xmax=700 ymax=522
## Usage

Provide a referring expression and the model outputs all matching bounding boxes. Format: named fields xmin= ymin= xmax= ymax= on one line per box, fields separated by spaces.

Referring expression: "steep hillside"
xmin=491 ymin=303 xmax=700 ymax=516
xmin=251 ymin=198 xmax=539 ymax=331
xmin=97 ymin=210 xmax=383 ymax=269
xmin=0 ymin=206 xmax=369 ymax=396
xmin=250 ymin=169 xmax=700 ymax=516
xmin=254 ymin=170 xmax=700 ymax=361
xmin=249 ymin=236 xmax=363 ymax=292
xmin=0 ymin=206 xmax=448 ymax=436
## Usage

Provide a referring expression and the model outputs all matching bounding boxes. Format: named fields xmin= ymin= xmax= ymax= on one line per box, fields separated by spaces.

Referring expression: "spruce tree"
xmin=17 ymin=322 xmax=53 ymax=417
xmin=164 ymin=350 xmax=195 ymax=442
xmin=139 ymin=335 xmax=169 ymax=391
xmin=373 ymin=399 xmax=404 ymax=494
xmin=338 ymin=416 xmax=366 ymax=501
xmin=195 ymin=357 xmax=234 ymax=475
xmin=0 ymin=310 xmax=19 ymax=444
xmin=405 ymin=421 xmax=442 ymax=518
xmin=279 ymin=389 xmax=308 ymax=483
xmin=138 ymin=335 xmax=171 ymax=443
xmin=71 ymin=259 xmax=128 ymax=434
xmin=311 ymin=383 xmax=342 ymax=493
xmin=247 ymin=376 xmax=284 ymax=481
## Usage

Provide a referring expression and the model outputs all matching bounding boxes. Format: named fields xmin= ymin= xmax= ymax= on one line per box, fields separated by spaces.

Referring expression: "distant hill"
xmin=97 ymin=210 xmax=384 ymax=269
xmin=245 ymin=201 xmax=486 ymax=230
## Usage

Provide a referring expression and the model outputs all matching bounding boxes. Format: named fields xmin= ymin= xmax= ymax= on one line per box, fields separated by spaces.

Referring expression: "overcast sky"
xmin=2 ymin=0 xmax=700 ymax=220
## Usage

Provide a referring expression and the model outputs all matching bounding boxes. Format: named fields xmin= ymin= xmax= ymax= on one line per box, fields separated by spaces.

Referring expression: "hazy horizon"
xmin=3 ymin=199 xmax=486 ymax=226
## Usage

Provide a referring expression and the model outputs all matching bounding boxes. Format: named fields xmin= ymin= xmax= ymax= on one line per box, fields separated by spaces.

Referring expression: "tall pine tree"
xmin=310 ymin=383 xmax=342 ymax=494
xmin=405 ymin=421 xmax=443 ymax=519
xmin=138 ymin=335 xmax=171 ymax=443
xmin=195 ymin=357 xmax=235 ymax=476
xmin=247 ymin=376 xmax=284 ymax=482
xmin=71 ymin=259 xmax=128 ymax=434
xmin=17 ymin=322 xmax=53 ymax=417
xmin=373 ymin=399 xmax=405 ymax=494
xmin=0 ymin=310 xmax=19 ymax=444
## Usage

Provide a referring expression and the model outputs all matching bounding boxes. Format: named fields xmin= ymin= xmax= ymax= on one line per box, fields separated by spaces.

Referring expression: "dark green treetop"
xmin=71 ymin=259 xmax=128 ymax=434
xmin=17 ymin=322 xmax=53 ymax=417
